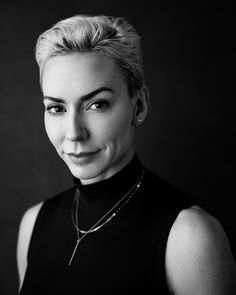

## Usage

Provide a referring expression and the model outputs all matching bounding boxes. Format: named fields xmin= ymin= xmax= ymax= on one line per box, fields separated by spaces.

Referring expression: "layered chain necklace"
xmin=68 ymin=169 xmax=145 ymax=266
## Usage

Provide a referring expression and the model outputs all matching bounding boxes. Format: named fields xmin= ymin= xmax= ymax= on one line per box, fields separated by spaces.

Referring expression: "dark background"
xmin=0 ymin=1 xmax=235 ymax=294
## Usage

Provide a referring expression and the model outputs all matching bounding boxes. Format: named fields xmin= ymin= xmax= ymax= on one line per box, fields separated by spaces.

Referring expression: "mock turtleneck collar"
xmin=73 ymin=154 xmax=144 ymax=206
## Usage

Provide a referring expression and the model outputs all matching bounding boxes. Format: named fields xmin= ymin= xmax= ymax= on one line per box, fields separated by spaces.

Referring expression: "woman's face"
xmin=42 ymin=53 xmax=136 ymax=184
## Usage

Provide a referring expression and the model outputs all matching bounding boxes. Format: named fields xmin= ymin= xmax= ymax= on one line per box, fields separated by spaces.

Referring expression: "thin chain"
xmin=72 ymin=169 xmax=145 ymax=235
xmin=68 ymin=169 xmax=145 ymax=266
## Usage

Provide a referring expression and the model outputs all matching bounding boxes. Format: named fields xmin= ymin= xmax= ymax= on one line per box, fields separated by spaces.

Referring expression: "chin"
xmin=68 ymin=162 xmax=110 ymax=183
xmin=62 ymin=149 xmax=132 ymax=183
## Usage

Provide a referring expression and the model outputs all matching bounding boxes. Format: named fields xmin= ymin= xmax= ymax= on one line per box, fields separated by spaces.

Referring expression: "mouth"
xmin=65 ymin=150 xmax=100 ymax=165
xmin=67 ymin=150 xmax=100 ymax=157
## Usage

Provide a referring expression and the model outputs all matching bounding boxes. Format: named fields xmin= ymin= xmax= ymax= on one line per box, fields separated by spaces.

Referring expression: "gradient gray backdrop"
xmin=0 ymin=1 xmax=235 ymax=294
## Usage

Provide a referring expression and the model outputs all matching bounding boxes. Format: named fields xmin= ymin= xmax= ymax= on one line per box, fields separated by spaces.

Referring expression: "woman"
xmin=17 ymin=15 xmax=236 ymax=294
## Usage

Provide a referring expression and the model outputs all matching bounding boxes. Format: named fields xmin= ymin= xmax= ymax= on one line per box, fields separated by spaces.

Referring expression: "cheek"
xmin=92 ymin=108 xmax=132 ymax=145
xmin=44 ymin=116 xmax=63 ymax=149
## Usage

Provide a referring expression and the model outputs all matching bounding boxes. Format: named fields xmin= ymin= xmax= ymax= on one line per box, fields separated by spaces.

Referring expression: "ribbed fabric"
xmin=19 ymin=154 xmax=197 ymax=294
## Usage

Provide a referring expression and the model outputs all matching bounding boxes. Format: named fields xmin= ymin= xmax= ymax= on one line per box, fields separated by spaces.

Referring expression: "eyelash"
xmin=45 ymin=105 xmax=65 ymax=114
xmin=45 ymin=100 xmax=110 ymax=114
xmin=87 ymin=100 xmax=110 ymax=111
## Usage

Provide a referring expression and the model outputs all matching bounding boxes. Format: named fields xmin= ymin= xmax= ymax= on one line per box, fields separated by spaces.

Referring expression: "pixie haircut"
xmin=35 ymin=14 xmax=144 ymax=97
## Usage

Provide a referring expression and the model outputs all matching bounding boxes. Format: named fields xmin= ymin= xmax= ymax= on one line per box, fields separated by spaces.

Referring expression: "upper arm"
xmin=165 ymin=206 xmax=236 ymax=295
xmin=16 ymin=202 xmax=43 ymax=291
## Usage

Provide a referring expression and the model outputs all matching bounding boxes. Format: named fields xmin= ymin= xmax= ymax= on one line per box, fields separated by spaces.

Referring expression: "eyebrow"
xmin=43 ymin=87 xmax=114 ymax=103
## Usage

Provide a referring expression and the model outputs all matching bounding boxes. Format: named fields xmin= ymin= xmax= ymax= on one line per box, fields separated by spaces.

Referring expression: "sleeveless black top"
xmin=19 ymin=155 xmax=197 ymax=294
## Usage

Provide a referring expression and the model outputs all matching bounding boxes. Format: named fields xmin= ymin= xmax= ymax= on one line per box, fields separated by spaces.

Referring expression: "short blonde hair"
xmin=35 ymin=14 xmax=144 ymax=97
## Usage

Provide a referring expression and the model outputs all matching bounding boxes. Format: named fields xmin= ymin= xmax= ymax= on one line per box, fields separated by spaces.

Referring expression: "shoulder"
xmin=18 ymin=202 xmax=44 ymax=248
xmin=17 ymin=202 xmax=43 ymax=290
xmin=165 ymin=206 xmax=236 ymax=294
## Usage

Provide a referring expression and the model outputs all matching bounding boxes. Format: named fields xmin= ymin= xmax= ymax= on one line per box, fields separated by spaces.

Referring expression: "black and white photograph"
xmin=0 ymin=1 xmax=235 ymax=294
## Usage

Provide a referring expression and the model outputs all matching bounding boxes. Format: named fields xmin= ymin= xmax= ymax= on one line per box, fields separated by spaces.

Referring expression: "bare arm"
xmin=16 ymin=202 xmax=43 ymax=292
xmin=165 ymin=206 xmax=236 ymax=295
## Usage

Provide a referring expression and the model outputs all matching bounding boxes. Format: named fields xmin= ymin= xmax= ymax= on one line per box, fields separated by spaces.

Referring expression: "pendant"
xmin=68 ymin=238 xmax=81 ymax=266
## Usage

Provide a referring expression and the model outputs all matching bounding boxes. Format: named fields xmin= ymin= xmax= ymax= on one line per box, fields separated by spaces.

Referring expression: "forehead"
xmin=42 ymin=53 xmax=126 ymax=98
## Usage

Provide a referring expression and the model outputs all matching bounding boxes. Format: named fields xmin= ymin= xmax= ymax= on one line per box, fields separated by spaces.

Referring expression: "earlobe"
xmin=134 ymin=118 xmax=143 ymax=126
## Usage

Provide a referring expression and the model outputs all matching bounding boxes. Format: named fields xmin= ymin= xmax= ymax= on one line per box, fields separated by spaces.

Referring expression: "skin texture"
xmin=42 ymin=53 xmax=148 ymax=184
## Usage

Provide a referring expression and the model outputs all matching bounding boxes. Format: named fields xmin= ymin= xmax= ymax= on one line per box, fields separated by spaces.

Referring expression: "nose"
xmin=65 ymin=110 xmax=89 ymax=142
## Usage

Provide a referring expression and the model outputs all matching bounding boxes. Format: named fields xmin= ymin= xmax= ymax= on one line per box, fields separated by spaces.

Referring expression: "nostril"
xmin=65 ymin=113 xmax=89 ymax=141
xmin=66 ymin=129 xmax=88 ymax=142
xmin=65 ymin=124 xmax=89 ymax=142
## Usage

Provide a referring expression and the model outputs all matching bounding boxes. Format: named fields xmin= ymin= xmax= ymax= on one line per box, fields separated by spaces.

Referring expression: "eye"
xmin=88 ymin=100 xmax=110 ymax=111
xmin=45 ymin=104 xmax=66 ymax=114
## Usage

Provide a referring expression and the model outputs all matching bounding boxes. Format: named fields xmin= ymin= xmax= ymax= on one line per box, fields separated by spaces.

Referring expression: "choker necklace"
xmin=68 ymin=169 xmax=145 ymax=266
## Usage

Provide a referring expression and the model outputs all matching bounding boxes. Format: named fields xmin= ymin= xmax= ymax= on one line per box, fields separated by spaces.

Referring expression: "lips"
xmin=67 ymin=151 xmax=99 ymax=157
xmin=65 ymin=150 xmax=100 ymax=165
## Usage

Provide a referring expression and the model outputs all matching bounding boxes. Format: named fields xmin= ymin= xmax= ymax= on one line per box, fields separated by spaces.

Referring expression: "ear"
xmin=132 ymin=86 xmax=149 ymax=126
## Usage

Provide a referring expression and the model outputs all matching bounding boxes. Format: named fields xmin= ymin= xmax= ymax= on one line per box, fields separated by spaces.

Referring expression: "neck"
xmin=73 ymin=152 xmax=143 ymax=208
